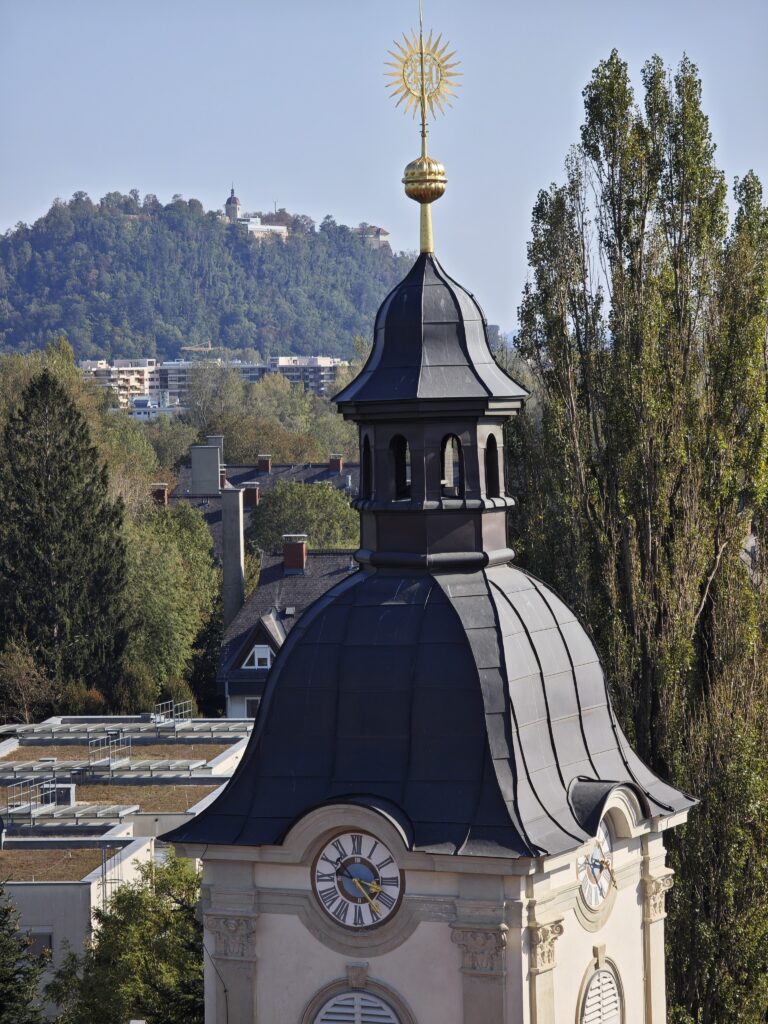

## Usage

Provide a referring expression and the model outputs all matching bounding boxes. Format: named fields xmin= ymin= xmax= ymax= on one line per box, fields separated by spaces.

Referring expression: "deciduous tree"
xmin=46 ymin=852 xmax=202 ymax=1024
xmin=249 ymin=479 xmax=358 ymax=553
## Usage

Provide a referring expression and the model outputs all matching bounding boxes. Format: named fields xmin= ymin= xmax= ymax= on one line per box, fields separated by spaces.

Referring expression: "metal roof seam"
xmin=486 ymin=576 xmax=584 ymax=849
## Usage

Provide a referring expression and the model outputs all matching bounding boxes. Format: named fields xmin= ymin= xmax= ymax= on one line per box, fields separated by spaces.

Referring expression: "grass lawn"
xmin=0 ymin=744 xmax=231 ymax=763
xmin=0 ymin=847 xmax=119 ymax=881
xmin=76 ymin=784 xmax=220 ymax=812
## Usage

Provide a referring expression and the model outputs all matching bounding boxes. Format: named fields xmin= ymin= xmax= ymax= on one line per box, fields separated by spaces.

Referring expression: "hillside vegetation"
xmin=0 ymin=191 xmax=412 ymax=360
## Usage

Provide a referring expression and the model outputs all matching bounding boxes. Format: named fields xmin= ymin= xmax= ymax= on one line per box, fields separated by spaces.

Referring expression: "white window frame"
xmin=241 ymin=644 xmax=272 ymax=670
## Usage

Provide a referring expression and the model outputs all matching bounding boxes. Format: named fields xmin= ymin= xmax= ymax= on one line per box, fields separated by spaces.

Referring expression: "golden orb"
xmin=403 ymin=154 xmax=447 ymax=204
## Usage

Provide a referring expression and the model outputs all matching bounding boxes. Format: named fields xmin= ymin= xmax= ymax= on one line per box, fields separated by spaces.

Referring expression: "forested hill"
xmin=0 ymin=191 xmax=413 ymax=360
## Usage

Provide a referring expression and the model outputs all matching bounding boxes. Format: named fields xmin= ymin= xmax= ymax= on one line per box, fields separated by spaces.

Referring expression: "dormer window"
xmin=242 ymin=645 xmax=272 ymax=670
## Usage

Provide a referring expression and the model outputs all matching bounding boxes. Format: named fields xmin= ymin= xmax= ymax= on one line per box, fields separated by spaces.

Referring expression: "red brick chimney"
xmin=258 ymin=454 xmax=272 ymax=474
xmin=151 ymin=482 xmax=169 ymax=506
xmin=243 ymin=482 xmax=260 ymax=507
xmin=329 ymin=454 xmax=344 ymax=474
xmin=282 ymin=534 xmax=308 ymax=575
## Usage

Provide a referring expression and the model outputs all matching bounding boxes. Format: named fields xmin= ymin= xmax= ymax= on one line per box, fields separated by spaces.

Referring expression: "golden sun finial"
xmin=385 ymin=2 xmax=461 ymax=254
xmin=385 ymin=30 xmax=461 ymax=121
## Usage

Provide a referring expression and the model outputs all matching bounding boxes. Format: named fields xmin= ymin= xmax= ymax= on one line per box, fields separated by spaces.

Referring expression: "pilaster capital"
xmin=643 ymin=872 xmax=674 ymax=923
xmin=450 ymin=924 xmax=508 ymax=975
xmin=528 ymin=919 xmax=564 ymax=974
xmin=204 ymin=913 xmax=258 ymax=960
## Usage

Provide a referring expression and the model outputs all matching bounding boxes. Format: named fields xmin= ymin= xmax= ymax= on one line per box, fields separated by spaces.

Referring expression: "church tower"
xmin=168 ymin=11 xmax=693 ymax=1023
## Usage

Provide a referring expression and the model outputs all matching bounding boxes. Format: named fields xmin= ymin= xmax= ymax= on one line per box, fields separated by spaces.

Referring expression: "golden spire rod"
xmin=418 ymin=0 xmax=428 ymax=159
xmin=385 ymin=3 xmax=460 ymax=254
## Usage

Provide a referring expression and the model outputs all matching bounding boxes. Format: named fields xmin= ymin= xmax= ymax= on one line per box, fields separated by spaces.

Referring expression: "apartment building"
xmin=81 ymin=355 xmax=347 ymax=405
xmin=268 ymin=355 xmax=346 ymax=396
xmin=80 ymin=358 xmax=159 ymax=409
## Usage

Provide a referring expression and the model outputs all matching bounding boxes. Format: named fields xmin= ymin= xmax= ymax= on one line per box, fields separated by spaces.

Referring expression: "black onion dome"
xmin=225 ymin=191 xmax=240 ymax=206
xmin=334 ymin=253 xmax=528 ymax=406
xmin=166 ymin=565 xmax=693 ymax=857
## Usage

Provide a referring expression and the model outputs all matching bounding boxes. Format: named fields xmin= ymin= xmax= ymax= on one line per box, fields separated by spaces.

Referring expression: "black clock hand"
xmin=335 ymin=865 xmax=380 ymax=892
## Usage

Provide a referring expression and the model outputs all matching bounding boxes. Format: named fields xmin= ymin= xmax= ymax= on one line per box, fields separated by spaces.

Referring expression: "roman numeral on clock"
xmin=319 ymin=887 xmax=338 ymax=909
xmin=378 ymin=889 xmax=395 ymax=910
xmin=331 ymin=900 xmax=348 ymax=923
xmin=332 ymin=838 xmax=348 ymax=859
xmin=354 ymin=905 xmax=365 ymax=927
xmin=351 ymin=833 xmax=363 ymax=855
xmin=315 ymin=871 xmax=336 ymax=883
xmin=376 ymin=855 xmax=394 ymax=870
xmin=380 ymin=875 xmax=399 ymax=888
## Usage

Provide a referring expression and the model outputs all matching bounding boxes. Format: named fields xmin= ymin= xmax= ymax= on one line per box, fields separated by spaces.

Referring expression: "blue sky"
xmin=1 ymin=0 xmax=766 ymax=332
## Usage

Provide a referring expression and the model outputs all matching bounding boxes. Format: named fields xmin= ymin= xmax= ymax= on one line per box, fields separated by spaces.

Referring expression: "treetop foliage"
xmin=0 ymin=192 xmax=412 ymax=361
xmin=46 ymin=850 xmax=203 ymax=1024
xmin=512 ymin=49 xmax=768 ymax=1022
xmin=0 ymin=369 xmax=128 ymax=694
xmin=249 ymin=478 xmax=359 ymax=554
xmin=0 ymin=351 xmax=221 ymax=716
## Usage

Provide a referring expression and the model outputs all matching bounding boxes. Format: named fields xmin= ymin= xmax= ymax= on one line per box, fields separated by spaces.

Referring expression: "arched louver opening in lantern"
xmin=361 ymin=434 xmax=373 ymax=499
xmin=389 ymin=434 xmax=411 ymax=500
xmin=485 ymin=433 xmax=501 ymax=498
xmin=441 ymin=434 xmax=465 ymax=498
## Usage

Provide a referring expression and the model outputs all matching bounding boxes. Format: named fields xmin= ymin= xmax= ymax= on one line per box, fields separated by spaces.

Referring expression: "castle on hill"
xmin=222 ymin=187 xmax=288 ymax=241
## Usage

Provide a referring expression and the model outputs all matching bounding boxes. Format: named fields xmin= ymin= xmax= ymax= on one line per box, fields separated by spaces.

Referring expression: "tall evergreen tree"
xmin=0 ymin=886 xmax=48 ymax=1024
xmin=0 ymin=370 xmax=127 ymax=693
xmin=511 ymin=52 xmax=768 ymax=1022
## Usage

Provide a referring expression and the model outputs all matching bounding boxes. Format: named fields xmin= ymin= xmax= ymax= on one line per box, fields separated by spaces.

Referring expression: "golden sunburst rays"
xmin=385 ymin=29 xmax=461 ymax=120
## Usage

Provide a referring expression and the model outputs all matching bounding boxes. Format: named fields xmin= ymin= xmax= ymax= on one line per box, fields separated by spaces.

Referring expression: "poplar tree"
xmin=511 ymin=52 xmax=768 ymax=1022
xmin=0 ymin=369 xmax=127 ymax=693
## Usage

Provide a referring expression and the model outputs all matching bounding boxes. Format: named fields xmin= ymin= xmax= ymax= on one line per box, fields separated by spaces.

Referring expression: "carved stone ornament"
xmin=644 ymin=874 xmax=674 ymax=923
xmin=529 ymin=920 xmax=564 ymax=974
xmin=451 ymin=925 xmax=508 ymax=975
xmin=205 ymin=914 xmax=258 ymax=960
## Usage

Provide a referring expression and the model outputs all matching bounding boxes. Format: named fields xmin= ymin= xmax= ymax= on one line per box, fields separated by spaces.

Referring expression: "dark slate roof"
xmin=169 ymin=463 xmax=359 ymax=561
xmin=218 ymin=550 xmax=358 ymax=691
xmin=166 ymin=564 xmax=694 ymax=858
xmin=334 ymin=253 xmax=528 ymax=405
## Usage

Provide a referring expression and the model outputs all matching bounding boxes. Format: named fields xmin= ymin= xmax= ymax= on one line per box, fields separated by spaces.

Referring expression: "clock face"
xmin=311 ymin=831 xmax=404 ymax=930
xmin=577 ymin=820 xmax=614 ymax=908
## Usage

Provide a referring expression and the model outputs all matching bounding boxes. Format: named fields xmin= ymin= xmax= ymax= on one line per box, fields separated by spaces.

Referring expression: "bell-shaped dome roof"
xmin=166 ymin=564 xmax=693 ymax=857
xmin=335 ymin=253 xmax=528 ymax=406
xmin=225 ymin=189 xmax=240 ymax=206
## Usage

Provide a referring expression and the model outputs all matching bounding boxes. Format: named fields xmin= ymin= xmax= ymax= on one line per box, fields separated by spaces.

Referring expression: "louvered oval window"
xmin=314 ymin=990 xmax=401 ymax=1024
xmin=581 ymin=968 xmax=621 ymax=1024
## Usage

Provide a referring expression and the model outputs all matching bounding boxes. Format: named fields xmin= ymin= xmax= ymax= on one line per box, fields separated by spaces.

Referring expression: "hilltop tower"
xmin=225 ymin=186 xmax=241 ymax=223
xmin=168 ymin=9 xmax=692 ymax=1023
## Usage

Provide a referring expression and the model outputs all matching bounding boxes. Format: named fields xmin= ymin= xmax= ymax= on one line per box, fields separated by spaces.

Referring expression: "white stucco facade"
xmin=178 ymin=789 xmax=685 ymax=1024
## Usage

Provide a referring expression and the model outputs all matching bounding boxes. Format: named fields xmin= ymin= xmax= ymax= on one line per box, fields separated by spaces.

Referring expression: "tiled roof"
xmin=168 ymin=463 xmax=359 ymax=561
xmin=218 ymin=550 xmax=358 ymax=688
